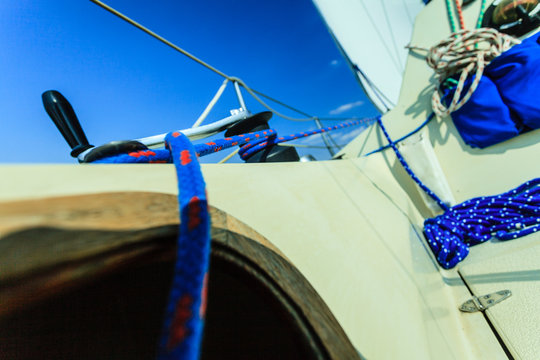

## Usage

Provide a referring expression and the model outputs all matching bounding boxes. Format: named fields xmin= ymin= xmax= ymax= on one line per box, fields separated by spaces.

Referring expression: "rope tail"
xmin=375 ymin=117 xmax=540 ymax=269
xmin=157 ymin=132 xmax=211 ymax=360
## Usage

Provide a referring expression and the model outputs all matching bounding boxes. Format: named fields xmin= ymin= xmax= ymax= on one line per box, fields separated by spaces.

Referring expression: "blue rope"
xmin=91 ymin=129 xmax=277 ymax=164
xmin=157 ymin=132 xmax=210 ymax=359
xmin=85 ymin=117 xmax=372 ymax=359
xmin=425 ymin=179 xmax=540 ymax=268
xmin=376 ymin=116 xmax=450 ymax=212
xmin=375 ymin=116 xmax=540 ymax=269
xmin=365 ymin=113 xmax=435 ymax=156
xmin=92 ymin=118 xmax=374 ymax=164
xmin=238 ymin=118 xmax=376 ymax=160
xmin=92 ymin=131 xmax=210 ymax=360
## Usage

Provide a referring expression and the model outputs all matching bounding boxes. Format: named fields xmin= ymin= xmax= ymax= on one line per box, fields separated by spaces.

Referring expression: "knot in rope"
xmin=237 ymin=118 xmax=376 ymax=161
xmin=426 ymin=28 xmax=520 ymax=117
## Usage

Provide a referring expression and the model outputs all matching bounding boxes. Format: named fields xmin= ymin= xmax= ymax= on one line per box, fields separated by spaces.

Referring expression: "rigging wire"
xmin=247 ymin=87 xmax=312 ymax=118
xmin=408 ymin=28 xmax=519 ymax=117
xmin=354 ymin=66 xmax=394 ymax=111
xmin=314 ymin=117 xmax=337 ymax=156
xmin=216 ymin=133 xmax=351 ymax=164
xmin=90 ymin=0 xmax=364 ymax=126
xmin=232 ymin=78 xmax=363 ymax=155
xmin=230 ymin=77 xmax=318 ymax=122
xmin=357 ymin=0 xmax=405 ymax=75
xmin=401 ymin=0 xmax=415 ymax=26
xmin=325 ymin=27 xmax=393 ymax=113
xmin=90 ymin=0 xmax=229 ymax=79
xmin=217 ymin=148 xmax=240 ymax=163
xmin=380 ymin=0 xmax=406 ymax=73
xmin=230 ymin=77 xmax=343 ymax=154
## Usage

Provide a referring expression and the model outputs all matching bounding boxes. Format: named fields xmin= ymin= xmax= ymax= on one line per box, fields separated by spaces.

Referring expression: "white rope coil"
xmin=424 ymin=28 xmax=520 ymax=117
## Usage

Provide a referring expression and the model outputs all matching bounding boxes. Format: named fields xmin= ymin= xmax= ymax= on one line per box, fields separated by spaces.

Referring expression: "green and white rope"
xmin=445 ymin=0 xmax=459 ymax=32
xmin=476 ymin=0 xmax=489 ymax=29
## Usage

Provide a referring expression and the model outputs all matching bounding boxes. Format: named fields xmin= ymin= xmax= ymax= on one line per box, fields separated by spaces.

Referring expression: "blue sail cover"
xmin=446 ymin=32 xmax=540 ymax=148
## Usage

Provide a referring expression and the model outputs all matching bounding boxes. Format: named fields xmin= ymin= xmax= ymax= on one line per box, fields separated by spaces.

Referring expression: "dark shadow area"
xmin=0 ymin=238 xmax=333 ymax=359
xmin=201 ymin=255 xmax=323 ymax=360
xmin=0 ymin=258 xmax=172 ymax=360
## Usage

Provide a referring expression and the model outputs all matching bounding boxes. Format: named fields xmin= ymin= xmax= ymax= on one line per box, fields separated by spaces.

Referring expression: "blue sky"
xmin=0 ymin=0 xmax=378 ymax=163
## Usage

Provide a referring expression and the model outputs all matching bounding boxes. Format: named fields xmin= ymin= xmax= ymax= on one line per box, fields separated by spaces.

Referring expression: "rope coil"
xmin=425 ymin=28 xmax=520 ymax=117
xmin=375 ymin=116 xmax=540 ymax=269
xmin=408 ymin=28 xmax=520 ymax=117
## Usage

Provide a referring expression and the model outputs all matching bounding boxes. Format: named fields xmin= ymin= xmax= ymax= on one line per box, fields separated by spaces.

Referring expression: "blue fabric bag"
xmin=446 ymin=32 xmax=540 ymax=148
xmin=446 ymin=75 xmax=520 ymax=148
xmin=486 ymin=32 xmax=540 ymax=130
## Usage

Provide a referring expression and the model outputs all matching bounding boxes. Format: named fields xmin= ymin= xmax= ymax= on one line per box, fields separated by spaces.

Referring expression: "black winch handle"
xmin=42 ymin=90 xmax=93 ymax=157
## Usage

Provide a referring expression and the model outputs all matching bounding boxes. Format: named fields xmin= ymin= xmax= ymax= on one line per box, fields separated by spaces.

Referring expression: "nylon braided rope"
xmin=454 ymin=0 xmax=466 ymax=32
xmin=92 ymin=118 xmax=374 ymax=164
xmin=426 ymin=28 xmax=520 ymax=117
xmin=88 ymin=117 xmax=371 ymax=359
xmin=408 ymin=28 xmax=520 ymax=117
xmin=476 ymin=0 xmax=489 ymax=29
xmin=444 ymin=0 xmax=459 ymax=33
xmin=96 ymin=131 xmax=210 ymax=359
xmin=376 ymin=116 xmax=540 ymax=269
xmin=158 ymin=132 xmax=210 ymax=360
xmin=375 ymin=117 xmax=450 ymax=212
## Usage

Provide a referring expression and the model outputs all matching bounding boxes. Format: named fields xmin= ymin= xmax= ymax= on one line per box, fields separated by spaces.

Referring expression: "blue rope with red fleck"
xmin=375 ymin=116 xmax=540 ymax=269
xmin=92 ymin=131 xmax=210 ymax=359
xmin=238 ymin=118 xmax=376 ymax=160
xmin=91 ymin=129 xmax=277 ymax=164
xmin=92 ymin=118 xmax=374 ymax=164
xmin=157 ymin=131 xmax=210 ymax=359
xmin=87 ymin=118 xmax=370 ymax=359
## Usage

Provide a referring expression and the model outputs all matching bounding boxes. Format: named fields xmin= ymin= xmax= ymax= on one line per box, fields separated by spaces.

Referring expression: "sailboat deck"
xmin=0 ymin=158 xmax=505 ymax=359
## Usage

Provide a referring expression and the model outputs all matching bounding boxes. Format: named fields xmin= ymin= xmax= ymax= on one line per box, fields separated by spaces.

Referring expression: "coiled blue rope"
xmin=425 ymin=179 xmax=540 ymax=268
xmin=375 ymin=116 xmax=540 ymax=269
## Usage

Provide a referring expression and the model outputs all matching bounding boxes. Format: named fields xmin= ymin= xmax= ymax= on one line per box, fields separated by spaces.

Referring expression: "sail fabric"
xmin=446 ymin=32 xmax=540 ymax=148
xmin=312 ymin=0 xmax=424 ymax=112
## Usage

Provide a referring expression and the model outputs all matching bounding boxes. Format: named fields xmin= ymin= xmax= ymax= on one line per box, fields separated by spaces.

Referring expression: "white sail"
xmin=313 ymin=0 xmax=425 ymax=112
